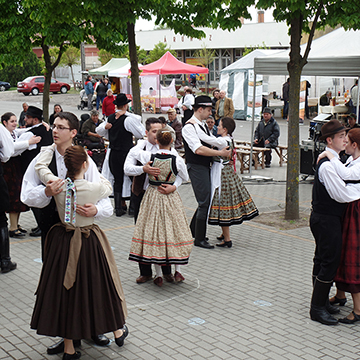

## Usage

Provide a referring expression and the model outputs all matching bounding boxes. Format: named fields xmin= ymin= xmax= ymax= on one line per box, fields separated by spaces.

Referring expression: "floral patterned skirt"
xmin=208 ymin=164 xmax=258 ymax=226
xmin=129 ymin=186 xmax=193 ymax=265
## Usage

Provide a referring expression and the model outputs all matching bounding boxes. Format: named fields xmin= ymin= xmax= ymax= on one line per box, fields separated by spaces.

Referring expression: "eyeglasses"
xmin=53 ymin=125 xmax=71 ymax=131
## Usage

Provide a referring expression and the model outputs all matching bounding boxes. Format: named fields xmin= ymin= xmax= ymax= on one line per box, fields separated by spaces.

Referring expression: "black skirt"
xmin=30 ymin=225 xmax=125 ymax=339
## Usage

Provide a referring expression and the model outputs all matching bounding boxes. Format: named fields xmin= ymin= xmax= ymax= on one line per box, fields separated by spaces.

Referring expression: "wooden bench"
xmin=235 ymin=140 xmax=288 ymax=167
xmin=235 ymin=146 xmax=269 ymax=173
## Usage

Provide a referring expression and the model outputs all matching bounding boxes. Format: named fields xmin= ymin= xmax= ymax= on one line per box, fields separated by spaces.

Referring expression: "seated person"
xmin=206 ymin=115 xmax=218 ymax=137
xmin=81 ymin=110 xmax=104 ymax=149
xmin=347 ymin=113 xmax=360 ymax=129
xmin=320 ymin=91 xmax=332 ymax=106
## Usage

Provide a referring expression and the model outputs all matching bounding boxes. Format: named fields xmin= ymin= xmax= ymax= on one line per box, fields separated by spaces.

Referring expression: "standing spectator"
xmin=167 ymin=108 xmax=182 ymax=149
xmin=211 ymin=89 xmax=220 ymax=118
xmin=95 ymin=78 xmax=108 ymax=110
xmin=182 ymin=96 xmax=231 ymax=249
xmin=206 ymin=115 xmax=218 ymax=137
xmin=347 ymin=113 xmax=360 ymax=129
xmin=19 ymin=102 xmax=28 ymax=128
xmin=215 ymin=90 xmax=234 ymax=125
xmin=49 ymin=104 xmax=63 ymax=126
xmin=351 ymin=80 xmax=359 ymax=116
xmin=0 ymin=120 xmax=15 ymax=273
xmin=102 ymin=89 xmax=116 ymax=118
xmin=1 ymin=112 xmax=41 ymax=238
xmin=253 ymin=107 xmax=280 ymax=168
xmin=105 ymin=94 xmax=145 ymax=216
xmin=84 ymin=75 xmax=94 ymax=111
xmin=282 ymin=78 xmax=290 ymax=119
xmin=177 ymin=87 xmax=195 ymax=126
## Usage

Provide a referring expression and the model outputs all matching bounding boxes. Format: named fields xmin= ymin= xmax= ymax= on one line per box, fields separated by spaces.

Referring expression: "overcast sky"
xmin=135 ymin=7 xmax=274 ymax=31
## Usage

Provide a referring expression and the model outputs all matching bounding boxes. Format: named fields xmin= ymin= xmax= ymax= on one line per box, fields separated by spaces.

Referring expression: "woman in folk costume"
xmin=208 ymin=117 xmax=259 ymax=248
xmin=30 ymin=145 xmax=128 ymax=360
xmin=129 ymin=128 xmax=192 ymax=286
xmin=318 ymin=128 xmax=360 ymax=324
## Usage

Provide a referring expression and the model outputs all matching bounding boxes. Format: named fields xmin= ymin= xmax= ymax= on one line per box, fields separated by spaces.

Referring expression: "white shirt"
xmin=182 ymin=114 xmax=227 ymax=153
xmin=96 ymin=111 xmax=145 ymax=139
xmin=20 ymin=147 xmax=113 ymax=220
xmin=0 ymin=124 xmax=14 ymax=162
xmin=330 ymin=155 xmax=360 ymax=180
xmin=124 ymin=139 xmax=183 ymax=190
xmin=318 ymin=147 xmax=360 ymax=203
xmin=17 ymin=123 xmax=43 ymax=152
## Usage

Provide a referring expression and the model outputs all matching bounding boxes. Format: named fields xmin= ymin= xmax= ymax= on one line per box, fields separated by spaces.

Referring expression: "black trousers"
xmin=132 ymin=191 xmax=171 ymax=277
xmin=188 ymin=163 xmax=211 ymax=237
xmin=181 ymin=109 xmax=194 ymax=126
xmin=310 ymin=211 xmax=343 ymax=282
xmin=109 ymin=149 xmax=127 ymax=196
xmin=254 ymin=139 xmax=273 ymax=166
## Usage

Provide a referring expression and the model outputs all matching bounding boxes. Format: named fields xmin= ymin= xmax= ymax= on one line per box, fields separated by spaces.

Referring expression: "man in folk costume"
xmin=105 ymin=93 xmax=145 ymax=216
xmin=182 ymin=96 xmax=231 ymax=249
xmin=310 ymin=119 xmax=360 ymax=325
xmin=21 ymin=112 xmax=115 ymax=354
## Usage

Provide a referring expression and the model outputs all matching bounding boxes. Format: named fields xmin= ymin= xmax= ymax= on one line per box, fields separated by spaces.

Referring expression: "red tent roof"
xmin=138 ymin=51 xmax=209 ymax=76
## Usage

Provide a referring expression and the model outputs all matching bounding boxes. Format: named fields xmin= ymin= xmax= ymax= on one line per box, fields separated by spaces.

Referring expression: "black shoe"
xmin=339 ymin=311 xmax=360 ymax=324
xmin=122 ymin=205 xmax=127 ymax=211
xmin=329 ymin=296 xmax=347 ymax=306
xmin=30 ymin=227 xmax=41 ymax=237
xmin=265 ymin=164 xmax=271 ymax=168
xmin=217 ymin=234 xmax=224 ymax=241
xmin=31 ymin=226 xmax=39 ymax=232
xmin=91 ymin=334 xmax=110 ymax=346
xmin=47 ymin=339 xmax=81 ymax=355
xmin=216 ymin=241 xmax=232 ymax=248
xmin=310 ymin=305 xmax=338 ymax=325
xmin=1 ymin=259 xmax=17 ymax=273
xmin=115 ymin=324 xmax=129 ymax=347
xmin=9 ymin=229 xmax=25 ymax=238
xmin=128 ymin=208 xmax=135 ymax=216
xmin=195 ymin=239 xmax=214 ymax=249
xmin=63 ymin=351 xmax=81 ymax=360
xmin=17 ymin=226 xmax=27 ymax=234
xmin=115 ymin=209 xmax=126 ymax=217
xmin=326 ymin=299 xmax=340 ymax=314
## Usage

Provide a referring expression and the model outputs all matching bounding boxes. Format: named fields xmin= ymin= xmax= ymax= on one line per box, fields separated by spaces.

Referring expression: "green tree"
xmin=242 ymin=41 xmax=269 ymax=57
xmin=60 ymin=46 xmax=81 ymax=89
xmin=147 ymin=42 xmax=176 ymax=63
xmin=0 ymin=0 xmax=91 ymax=120
xmin=194 ymin=44 xmax=216 ymax=94
xmin=0 ymin=51 xmax=42 ymax=87
xmin=255 ymin=0 xmax=360 ymax=219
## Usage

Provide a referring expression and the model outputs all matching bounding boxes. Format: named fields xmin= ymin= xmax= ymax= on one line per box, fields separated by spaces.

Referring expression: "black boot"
xmin=310 ymin=278 xmax=338 ymax=325
xmin=194 ymin=219 xmax=214 ymax=249
xmin=312 ymin=275 xmax=339 ymax=314
xmin=0 ymin=227 xmax=17 ymax=273
xmin=114 ymin=192 xmax=126 ymax=217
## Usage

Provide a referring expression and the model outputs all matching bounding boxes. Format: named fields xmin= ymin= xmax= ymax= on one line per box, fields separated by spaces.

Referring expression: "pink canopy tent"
xmin=138 ymin=51 xmax=209 ymax=75
xmin=131 ymin=51 xmax=208 ymax=110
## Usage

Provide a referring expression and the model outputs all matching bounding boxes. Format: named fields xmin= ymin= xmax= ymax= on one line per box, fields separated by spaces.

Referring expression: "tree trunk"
xmin=285 ymin=17 xmax=305 ymax=220
xmin=42 ymin=44 xmax=52 ymax=122
xmin=127 ymin=22 xmax=141 ymax=115
xmin=70 ymin=65 xmax=76 ymax=90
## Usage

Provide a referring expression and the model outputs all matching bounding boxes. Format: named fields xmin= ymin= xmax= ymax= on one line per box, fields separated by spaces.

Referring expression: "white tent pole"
xmin=159 ymin=70 xmax=161 ymax=112
xmin=249 ymin=72 xmax=257 ymax=176
xmin=357 ymin=76 xmax=360 ymax=123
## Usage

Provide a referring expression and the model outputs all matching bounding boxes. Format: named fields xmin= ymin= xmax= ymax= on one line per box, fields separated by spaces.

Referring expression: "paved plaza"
xmin=1 ymin=93 xmax=360 ymax=359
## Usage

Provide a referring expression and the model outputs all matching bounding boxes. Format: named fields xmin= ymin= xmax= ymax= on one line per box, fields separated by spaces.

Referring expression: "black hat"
xmin=319 ymin=119 xmax=346 ymax=140
xmin=263 ymin=107 xmax=272 ymax=114
xmin=194 ymin=95 xmax=212 ymax=107
xmin=26 ymin=106 xmax=43 ymax=120
xmin=113 ymin=93 xmax=131 ymax=106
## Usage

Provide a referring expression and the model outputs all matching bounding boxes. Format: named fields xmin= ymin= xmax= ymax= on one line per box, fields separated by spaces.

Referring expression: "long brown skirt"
xmin=30 ymin=225 xmax=125 ymax=339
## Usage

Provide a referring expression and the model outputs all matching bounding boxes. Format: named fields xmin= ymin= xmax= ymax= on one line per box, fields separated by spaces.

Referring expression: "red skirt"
xmin=334 ymin=201 xmax=360 ymax=292
xmin=2 ymin=156 xmax=28 ymax=213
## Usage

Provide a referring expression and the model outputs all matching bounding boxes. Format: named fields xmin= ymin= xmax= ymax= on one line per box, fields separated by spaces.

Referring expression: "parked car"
xmin=17 ymin=76 xmax=70 ymax=96
xmin=0 ymin=81 xmax=11 ymax=91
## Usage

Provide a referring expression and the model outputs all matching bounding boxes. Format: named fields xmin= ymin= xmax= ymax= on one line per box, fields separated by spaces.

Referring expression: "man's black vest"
xmin=107 ymin=114 xmax=134 ymax=152
xmin=312 ymin=157 xmax=346 ymax=217
xmin=183 ymin=123 xmax=212 ymax=167
xmin=21 ymin=125 xmax=53 ymax=173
